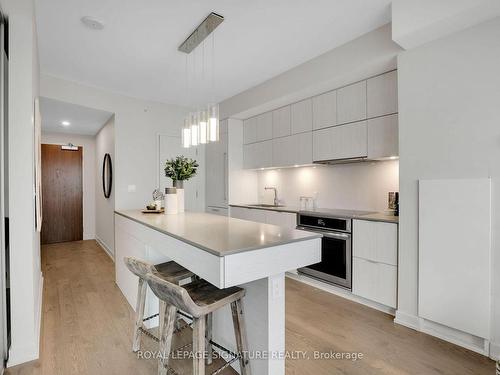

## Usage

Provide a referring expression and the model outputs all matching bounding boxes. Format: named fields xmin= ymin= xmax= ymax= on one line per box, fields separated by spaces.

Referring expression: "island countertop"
xmin=115 ymin=209 xmax=321 ymax=257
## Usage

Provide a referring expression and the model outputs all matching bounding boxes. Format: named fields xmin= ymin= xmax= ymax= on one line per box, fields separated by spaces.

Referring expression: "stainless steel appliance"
xmin=297 ymin=213 xmax=352 ymax=289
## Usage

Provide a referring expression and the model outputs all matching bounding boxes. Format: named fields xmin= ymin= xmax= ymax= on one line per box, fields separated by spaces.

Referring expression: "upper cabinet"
xmin=313 ymin=121 xmax=367 ymax=162
xmin=337 ymin=81 xmax=367 ymax=124
xmin=291 ymin=99 xmax=313 ymax=134
xmin=243 ymin=140 xmax=273 ymax=169
xmin=272 ymin=106 xmax=291 ymax=138
xmin=243 ymin=117 xmax=257 ymax=144
xmin=243 ymin=112 xmax=272 ymax=144
xmin=273 ymin=132 xmax=312 ymax=167
xmin=367 ymin=114 xmax=398 ymax=159
xmin=367 ymin=71 xmax=398 ymax=118
xmin=312 ymin=90 xmax=337 ymax=130
xmin=255 ymin=112 xmax=273 ymax=142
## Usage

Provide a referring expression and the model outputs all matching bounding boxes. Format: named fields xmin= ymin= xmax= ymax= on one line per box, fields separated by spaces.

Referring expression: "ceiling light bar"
xmin=178 ymin=12 xmax=224 ymax=54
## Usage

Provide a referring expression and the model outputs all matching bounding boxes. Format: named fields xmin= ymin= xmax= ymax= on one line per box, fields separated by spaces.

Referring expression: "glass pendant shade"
xmin=190 ymin=112 xmax=199 ymax=146
xmin=198 ymin=109 xmax=208 ymax=144
xmin=208 ymin=104 xmax=219 ymax=142
xmin=182 ymin=118 xmax=191 ymax=148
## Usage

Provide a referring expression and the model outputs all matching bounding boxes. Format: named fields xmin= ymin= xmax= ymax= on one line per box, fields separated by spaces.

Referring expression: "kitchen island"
xmin=114 ymin=210 xmax=321 ymax=375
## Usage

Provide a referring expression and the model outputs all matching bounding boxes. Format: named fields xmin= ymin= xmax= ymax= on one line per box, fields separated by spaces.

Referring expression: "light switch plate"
xmin=127 ymin=185 xmax=136 ymax=193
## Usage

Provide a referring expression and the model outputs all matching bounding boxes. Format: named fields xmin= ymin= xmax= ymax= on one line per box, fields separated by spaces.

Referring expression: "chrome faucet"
xmin=265 ymin=186 xmax=278 ymax=206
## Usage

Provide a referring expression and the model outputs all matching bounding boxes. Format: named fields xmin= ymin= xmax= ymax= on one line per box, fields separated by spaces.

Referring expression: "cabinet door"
xmin=337 ymin=81 xmax=367 ymax=124
xmin=243 ymin=117 xmax=257 ymax=144
xmin=206 ymin=206 xmax=228 ymax=216
xmin=353 ymin=220 xmax=398 ymax=265
xmin=367 ymin=114 xmax=398 ymax=159
xmin=312 ymin=121 xmax=367 ymax=162
xmin=205 ymin=127 xmax=228 ymax=208
xmin=352 ymin=257 xmax=397 ymax=308
xmin=265 ymin=211 xmax=297 ymax=229
xmin=272 ymin=132 xmax=312 ymax=167
xmin=367 ymin=71 xmax=398 ymax=118
xmin=255 ymin=112 xmax=273 ymax=142
xmin=291 ymin=99 xmax=313 ymax=134
xmin=244 ymin=140 xmax=272 ymax=169
xmin=313 ymin=90 xmax=337 ymax=130
xmin=272 ymin=106 xmax=291 ymax=138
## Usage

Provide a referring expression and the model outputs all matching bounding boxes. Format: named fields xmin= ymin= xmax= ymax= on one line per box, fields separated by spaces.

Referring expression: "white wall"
xmin=257 ymin=161 xmax=399 ymax=212
xmin=41 ymin=132 xmax=96 ymax=240
xmin=1 ymin=0 xmax=42 ymax=366
xmin=95 ymin=116 xmax=115 ymax=258
xmin=220 ymin=23 xmax=402 ymax=119
xmin=392 ymin=0 xmax=500 ymax=49
xmin=397 ymin=16 xmax=500 ymax=359
xmin=40 ymin=74 xmax=191 ymax=211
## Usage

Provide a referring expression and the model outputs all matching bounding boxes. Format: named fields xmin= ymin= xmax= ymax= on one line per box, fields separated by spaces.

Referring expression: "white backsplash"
xmin=257 ymin=160 xmax=399 ymax=212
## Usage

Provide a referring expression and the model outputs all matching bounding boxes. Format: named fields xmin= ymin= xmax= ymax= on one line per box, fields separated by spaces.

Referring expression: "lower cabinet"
xmin=352 ymin=219 xmax=398 ymax=308
xmin=230 ymin=206 xmax=297 ymax=229
xmin=352 ymin=257 xmax=397 ymax=308
xmin=206 ymin=206 xmax=228 ymax=216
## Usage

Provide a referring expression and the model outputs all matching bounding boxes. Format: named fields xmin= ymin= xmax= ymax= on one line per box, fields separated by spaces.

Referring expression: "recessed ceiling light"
xmin=61 ymin=121 xmax=71 ymax=126
xmin=81 ymin=16 xmax=104 ymax=30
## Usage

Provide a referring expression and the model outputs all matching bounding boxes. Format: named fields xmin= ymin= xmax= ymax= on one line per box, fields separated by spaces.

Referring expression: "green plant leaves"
xmin=164 ymin=155 xmax=199 ymax=181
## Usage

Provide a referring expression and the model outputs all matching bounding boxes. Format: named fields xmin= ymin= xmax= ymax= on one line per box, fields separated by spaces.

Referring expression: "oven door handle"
xmin=297 ymin=226 xmax=351 ymax=239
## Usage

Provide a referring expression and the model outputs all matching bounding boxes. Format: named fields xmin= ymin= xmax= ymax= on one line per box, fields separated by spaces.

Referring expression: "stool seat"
xmin=154 ymin=261 xmax=194 ymax=283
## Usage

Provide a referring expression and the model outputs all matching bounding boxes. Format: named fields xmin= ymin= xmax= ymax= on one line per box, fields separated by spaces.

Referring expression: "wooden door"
xmin=41 ymin=144 xmax=83 ymax=244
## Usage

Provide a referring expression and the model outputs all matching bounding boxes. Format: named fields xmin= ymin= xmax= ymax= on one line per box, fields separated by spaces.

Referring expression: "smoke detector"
xmin=81 ymin=16 xmax=104 ymax=30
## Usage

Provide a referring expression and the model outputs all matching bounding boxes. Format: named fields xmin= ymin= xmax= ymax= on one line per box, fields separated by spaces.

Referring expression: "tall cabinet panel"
xmin=206 ymin=120 xmax=228 ymax=209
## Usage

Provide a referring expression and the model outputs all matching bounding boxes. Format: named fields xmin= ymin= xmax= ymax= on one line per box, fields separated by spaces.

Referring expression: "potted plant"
xmin=164 ymin=156 xmax=198 ymax=212
xmin=164 ymin=156 xmax=199 ymax=188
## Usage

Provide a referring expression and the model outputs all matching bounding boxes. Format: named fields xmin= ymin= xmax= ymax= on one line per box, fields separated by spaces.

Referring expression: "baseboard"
xmin=285 ymin=272 xmax=396 ymax=315
xmin=490 ymin=341 xmax=500 ymax=360
xmin=95 ymin=236 xmax=114 ymax=261
xmin=394 ymin=310 xmax=420 ymax=331
xmin=35 ymin=274 xmax=43 ymax=357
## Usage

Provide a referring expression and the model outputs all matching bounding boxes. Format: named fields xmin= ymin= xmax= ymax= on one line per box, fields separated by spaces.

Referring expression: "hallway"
xmin=5 ymin=240 xmax=495 ymax=375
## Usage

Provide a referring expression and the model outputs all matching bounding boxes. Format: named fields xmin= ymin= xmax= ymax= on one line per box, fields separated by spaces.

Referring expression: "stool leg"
xmin=193 ymin=316 xmax=206 ymax=375
xmin=133 ymin=278 xmax=147 ymax=352
xmin=205 ymin=313 xmax=213 ymax=365
xmin=231 ymin=299 xmax=251 ymax=375
xmin=159 ymin=304 xmax=177 ymax=375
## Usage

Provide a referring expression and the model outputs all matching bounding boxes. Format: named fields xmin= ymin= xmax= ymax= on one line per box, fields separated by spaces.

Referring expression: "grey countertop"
xmin=115 ymin=209 xmax=322 ymax=257
xmin=229 ymin=204 xmax=399 ymax=224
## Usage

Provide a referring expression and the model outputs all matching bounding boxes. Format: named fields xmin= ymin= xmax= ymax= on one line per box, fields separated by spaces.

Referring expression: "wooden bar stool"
xmin=124 ymin=257 xmax=194 ymax=352
xmin=145 ymin=272 xmax=251 ymax=375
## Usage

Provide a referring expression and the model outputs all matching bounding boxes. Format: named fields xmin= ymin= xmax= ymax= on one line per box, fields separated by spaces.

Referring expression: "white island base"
xmin=114 ymin=211 xmax=321 ymax=374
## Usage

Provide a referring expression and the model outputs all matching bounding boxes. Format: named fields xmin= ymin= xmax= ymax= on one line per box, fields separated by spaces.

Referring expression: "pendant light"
xmin=190 ymin=112 xmax=199 ymax=146
xmin=199 ymin=109 xmax=208 ymax=144
xmin=208 ymin=103 xmax=219 ymax=142
xmin=182 ymin=118 xmax=191 ymax=148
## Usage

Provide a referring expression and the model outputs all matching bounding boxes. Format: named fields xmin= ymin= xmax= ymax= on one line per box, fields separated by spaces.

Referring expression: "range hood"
xmin=313 ymin=156 xmax=368 ymax=165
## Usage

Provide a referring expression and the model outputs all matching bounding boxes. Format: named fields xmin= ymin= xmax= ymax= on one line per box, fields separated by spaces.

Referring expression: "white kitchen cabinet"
xmin=352 ymin=219 xmax=398 ymax=308
xmin=265 ymin=210 xmax=297 ymax=229
xmin=272 ymin=132 xmax=312 ymax=167
xmin=312 ymin=121 xmax=367 ymax=162
xmin=291 ymin=99 xmax=313 ymax=134
xmin=255 ymin=112 xmax=273 ymax=142
xmin=353 ymin=257 xmax=397 ymax=308
xmin=243 ymin=140 xmax=273 ymax=169
xmin=272 ymin=106 xmax=291 ymax=138
xmin=243 ymin=117 xmax=257 ymax=144
xmin=312 ymin=90 xmax=337 ymax=130
xmin=337 ymin=81 xmax=367 ymax=124
xmin=230 ymin=207 xmax=297 ymax=229
xmin=206 ymin=123 xmax=228 ymax=208
xmin=206 ymin=206 xmax=228 ymax=216
xmin=367 ymin=70 xmax=398 ymax=118
xmin=367 ymin=114 xmax=398 ymax=159
xmin=353 ymin=220 xmax=398 ymax=266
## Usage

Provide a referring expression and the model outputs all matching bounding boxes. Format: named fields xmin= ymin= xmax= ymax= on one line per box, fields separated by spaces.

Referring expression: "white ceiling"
xmin=36 ymin=0 xmax=392 ymax=108
xmin=40 ymin=97 xmax=113 ymax=136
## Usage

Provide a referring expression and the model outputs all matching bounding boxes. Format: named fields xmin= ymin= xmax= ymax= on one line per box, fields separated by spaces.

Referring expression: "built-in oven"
xmin=297 ymin=214 xmax=352 ymax=290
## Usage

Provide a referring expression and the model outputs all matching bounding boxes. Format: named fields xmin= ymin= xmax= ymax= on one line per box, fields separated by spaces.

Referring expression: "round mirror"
xmin=102 ymin=153 xmax=112 ymax=198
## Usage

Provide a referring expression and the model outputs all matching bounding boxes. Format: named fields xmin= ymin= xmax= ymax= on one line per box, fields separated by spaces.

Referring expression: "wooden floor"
xmin=6 ymin=240 xmax=495 ymax=375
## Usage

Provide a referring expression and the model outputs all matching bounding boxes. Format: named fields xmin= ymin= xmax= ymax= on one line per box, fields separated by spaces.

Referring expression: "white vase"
xmin=177 ymin=188 xmax=185 ymax=213
xmin=173 ymin=180 xmax=185 ymax=213
xmin=164 ymin=188 xmax=178 ymax=215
